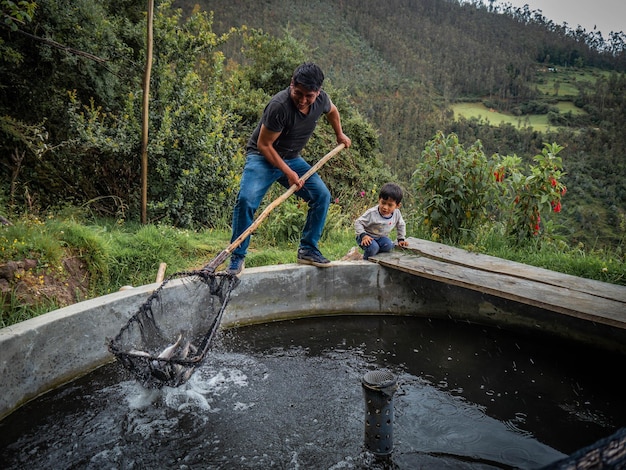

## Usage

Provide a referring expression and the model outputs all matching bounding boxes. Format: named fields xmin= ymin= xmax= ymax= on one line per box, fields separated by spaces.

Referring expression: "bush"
xmin=496 ymin=142 xmax=567 ymax=244
xmin=412 ymin=132 xmax=567 ymax=246
xmin=412 ymin=132 xmax=496 ymax=242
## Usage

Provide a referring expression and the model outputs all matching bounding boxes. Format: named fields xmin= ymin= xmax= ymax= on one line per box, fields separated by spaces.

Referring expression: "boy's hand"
xmin=361 ymin=235 xmax=373 ymax=246
xmin=397 ymin=240 xmax=409 ymax=247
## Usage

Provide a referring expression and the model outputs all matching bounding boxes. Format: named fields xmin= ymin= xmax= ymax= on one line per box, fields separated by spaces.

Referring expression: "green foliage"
xmin=0 ymin=215 xmax=111 ymax=291
xmin=412 ymin=133 xmax=568 ymax=246
xmin=66 ymin=2 xmax=242 ymax=228
xmin=1 ymin=1 xmax=36 ymax=30
xmin=1 ymin=0 xmax=625 ymax=253
xmin=254 ymin=194 xmax=352 ymax=246
xmin=239 ymin=28 xmax=307 ymax=96
xmin=1 ymin=291 xmax=60 ymax=329
xmin=476 ymin=229 xmax=625 ymax=286
xmin=0 ymin=0 xmax=36 ymax=63
xmin=0 ymin=0 xmax=144 ymax=215
xmin=255 ymin=197 xmax=308 ymax=245
xmin=494 ymin=143 xmax=567 ymax=244
xmin=0 ymin=116 xmax=51 ymax=211
xmin=2 ymin=214 xmax=625 ymax=327
xmin=413 ymin=132 xmax=496 ymax=242
xmin=51 ymin=219 xmax=112 ymax=288
xmin=183 ymin=0 xmax=626 ymax=250
xmin=0 ymin=216 xmax=65 ymax=265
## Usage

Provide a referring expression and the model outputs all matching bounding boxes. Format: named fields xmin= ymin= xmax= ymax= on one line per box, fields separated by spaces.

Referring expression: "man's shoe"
xmin=297 ymin=248 xmax=331 ymax=267
xmin=226 ymin=255 xmax=245 ymax=275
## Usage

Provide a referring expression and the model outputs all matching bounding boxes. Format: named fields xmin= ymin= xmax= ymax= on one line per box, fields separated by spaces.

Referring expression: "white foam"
xmin=126 ymin=383 xmax=161 ymax=410
xmin=233 ymin=401 xmax=255 ymax=411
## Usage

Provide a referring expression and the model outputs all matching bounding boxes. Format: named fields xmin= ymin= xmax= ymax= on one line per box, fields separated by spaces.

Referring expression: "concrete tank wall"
xmin=1 ymin=262 xmax=624 ymax=420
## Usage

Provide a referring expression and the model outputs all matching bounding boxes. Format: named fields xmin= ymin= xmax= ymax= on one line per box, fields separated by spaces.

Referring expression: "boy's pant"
xmin=357 ymin=234 xmax=394 ymax=260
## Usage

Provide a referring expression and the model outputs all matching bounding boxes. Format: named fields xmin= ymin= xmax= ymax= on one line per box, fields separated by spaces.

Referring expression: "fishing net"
xmin=107 ymin=145 xmax=345 ymax=389
xmin=107 ymin=270 xmax=239 ymax=389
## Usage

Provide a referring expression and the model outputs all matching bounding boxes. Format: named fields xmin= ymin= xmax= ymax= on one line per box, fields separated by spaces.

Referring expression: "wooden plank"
xmin=371 ymin=251 xmax=626 ymax=329
xmin=401 ymin=237 xmax=626 ymax=303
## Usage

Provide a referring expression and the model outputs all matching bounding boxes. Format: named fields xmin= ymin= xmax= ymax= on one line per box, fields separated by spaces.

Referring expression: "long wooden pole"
xmin=140 ymin=0 xmax=154 ymax=224
xmin=203 ymin=144 xmax=346 ymax=272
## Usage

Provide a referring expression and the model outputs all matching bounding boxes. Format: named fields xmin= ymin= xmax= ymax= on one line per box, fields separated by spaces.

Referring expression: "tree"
xmin=66 ymin=1 xmax=242 ymax=227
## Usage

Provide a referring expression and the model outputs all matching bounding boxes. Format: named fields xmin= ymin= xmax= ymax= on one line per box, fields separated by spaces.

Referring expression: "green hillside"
xmin=1 ymin=0 xmax=625 ymax=248
xmin=176 ymin=0 xmax=626 ymax=247
xmin=2 ymin=0 xmax=626 ymax=320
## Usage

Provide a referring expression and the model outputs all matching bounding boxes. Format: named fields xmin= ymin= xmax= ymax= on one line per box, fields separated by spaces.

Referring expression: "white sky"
xmin=496 ymin=0 xmax=626 ymax=37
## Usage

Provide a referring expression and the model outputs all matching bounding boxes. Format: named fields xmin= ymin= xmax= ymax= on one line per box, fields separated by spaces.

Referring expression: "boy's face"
xmin=378 ymin=197 xmax=400 ymax=217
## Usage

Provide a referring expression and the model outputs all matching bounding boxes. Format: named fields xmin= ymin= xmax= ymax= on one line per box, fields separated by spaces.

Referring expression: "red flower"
xmin=494 ymin=168 xmax=505 ymax=182
xmin=531 ymin=213 xmax=541 ymax=235
xmin=551 ymin=201 xmax=562 ymax=213
xmin=549 ymin=177 xmax=557 ymax=187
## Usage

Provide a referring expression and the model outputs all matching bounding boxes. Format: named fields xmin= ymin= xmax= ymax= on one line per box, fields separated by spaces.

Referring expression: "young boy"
xmin=355 ymin=183 xmax=409 ymax=260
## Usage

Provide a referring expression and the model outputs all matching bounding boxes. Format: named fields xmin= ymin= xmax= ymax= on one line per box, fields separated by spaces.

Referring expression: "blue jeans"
xmin=357 ymin=233 xmax=394 ymax=260
xmin=230 ymin=152 xmax=331 ymax=257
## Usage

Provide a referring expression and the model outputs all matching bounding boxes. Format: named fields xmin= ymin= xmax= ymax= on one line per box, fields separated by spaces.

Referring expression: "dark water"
xmin=1 ymin=315 xmax=625 ymax=469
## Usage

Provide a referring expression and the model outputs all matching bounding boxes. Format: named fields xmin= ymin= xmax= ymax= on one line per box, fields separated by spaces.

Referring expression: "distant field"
xmin=451 ymin=102 xmax=555 ymax=132
xmin=554 ymin=101 xmax=586 ymax=115
xmin=534 ymin=67 xmax=601 ymax=98
xmin=452 ymin=66 xmax=598 ymax=130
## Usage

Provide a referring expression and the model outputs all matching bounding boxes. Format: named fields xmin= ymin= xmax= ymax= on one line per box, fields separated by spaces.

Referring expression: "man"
xmin=227 ymin=62 xmax=351 ymax=275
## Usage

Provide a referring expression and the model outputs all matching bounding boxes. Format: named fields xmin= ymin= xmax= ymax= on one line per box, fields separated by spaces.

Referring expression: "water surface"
xmin=1 ymin=315 xmax=624 ymax=469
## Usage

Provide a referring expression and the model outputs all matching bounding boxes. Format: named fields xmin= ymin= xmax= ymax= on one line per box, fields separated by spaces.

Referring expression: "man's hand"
xmin=337 ymin=132 xmax=352 ymax=149
xmin=287 ymin=169 xmax=304 ymax=189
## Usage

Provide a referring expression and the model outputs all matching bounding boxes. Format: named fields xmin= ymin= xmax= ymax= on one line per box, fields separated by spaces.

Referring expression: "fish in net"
xmin=107 ymin=270 xmax=239 ymax=389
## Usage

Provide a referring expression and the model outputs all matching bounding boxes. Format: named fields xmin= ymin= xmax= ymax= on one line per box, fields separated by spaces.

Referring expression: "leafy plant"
xmin=494 ymin=142 xmax=567 ymax=244
xmin=255 ymin=198 xmax=308 ymax=245
xmin=413 ymin=131 xmax=497 ymax=242
xmin=65 ymin=3 xmax=244 ymax=228
xmin=412 ymin=133 xmax=568 ymax=246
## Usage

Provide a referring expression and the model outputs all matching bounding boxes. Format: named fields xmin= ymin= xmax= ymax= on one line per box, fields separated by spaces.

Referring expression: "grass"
xmin=452 ymin=65 xmax=599 ymax=131
xmin=535 ymin=66 xmax=598 ymax=99
xmin=451 ymin=102 xmax=556 ymax=132
xmin=1 ymin=214 xmax=624 ymax=328
xmin=554 ymin=101 xmax=586 ymax=115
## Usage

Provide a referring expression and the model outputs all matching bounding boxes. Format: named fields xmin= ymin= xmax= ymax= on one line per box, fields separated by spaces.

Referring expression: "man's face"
xmin=290 ymin=82 xmax=320 ymax=112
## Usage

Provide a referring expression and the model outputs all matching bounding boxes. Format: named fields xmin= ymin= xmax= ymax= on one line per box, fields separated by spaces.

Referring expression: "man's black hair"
xmin=292 ymin=62 xmax=325 ymax=91
xmin=379 ymin=183 xmax=403 ymax=204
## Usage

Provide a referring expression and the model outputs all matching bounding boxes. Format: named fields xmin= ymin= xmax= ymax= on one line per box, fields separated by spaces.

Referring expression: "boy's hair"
xmin=292 ymin=62 xmax=325 ymax=91
xmin=379 ymin=183 xmax=403 ymax=203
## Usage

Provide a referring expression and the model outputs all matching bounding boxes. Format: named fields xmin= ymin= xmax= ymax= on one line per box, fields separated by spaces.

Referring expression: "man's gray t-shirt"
xmin=247 ymin=87 xmax=331 ymax=159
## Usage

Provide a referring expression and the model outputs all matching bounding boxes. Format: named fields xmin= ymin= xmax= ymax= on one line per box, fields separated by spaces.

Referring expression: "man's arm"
xmin=325 ymin=103 xmax=352 ymax=148
xmin=257 ymin=124 xmax=304 ymax=189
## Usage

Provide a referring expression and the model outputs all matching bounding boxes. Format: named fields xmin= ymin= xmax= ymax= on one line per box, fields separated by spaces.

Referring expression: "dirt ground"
xmin=0 ymin=257 xmax=90 ymax=313
xmin=1 ymin=248 xmax=363 ymax=318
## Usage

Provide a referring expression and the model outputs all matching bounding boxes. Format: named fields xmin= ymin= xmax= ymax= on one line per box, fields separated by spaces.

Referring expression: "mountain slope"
xmin=176 ymin=0 xmax=626 ymax=247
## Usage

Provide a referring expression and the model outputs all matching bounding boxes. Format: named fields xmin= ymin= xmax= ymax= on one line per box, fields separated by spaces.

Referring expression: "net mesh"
xmin=107 ymin=270 xmax=239 ymax=389
xmin=540 ymin=426 xmax=626 ymax=469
